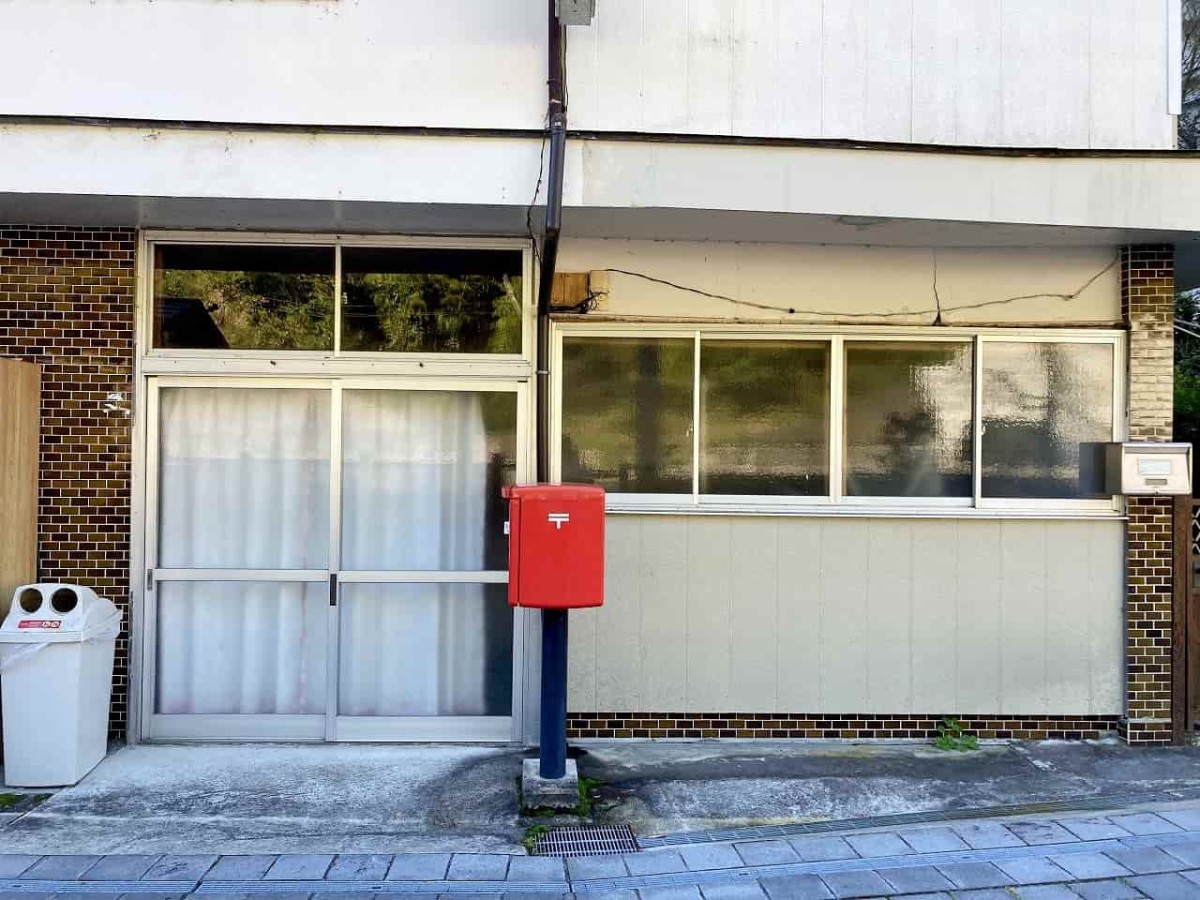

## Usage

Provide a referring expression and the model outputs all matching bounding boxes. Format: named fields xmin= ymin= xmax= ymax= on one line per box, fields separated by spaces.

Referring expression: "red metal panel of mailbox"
xmin=502 ymin=484 xmax=606 ymax=609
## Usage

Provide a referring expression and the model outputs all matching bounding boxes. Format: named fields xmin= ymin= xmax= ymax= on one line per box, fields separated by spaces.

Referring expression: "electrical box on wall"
xmin=503 ymin=484 xmax=605 ymax=609
xmin=556 ymin=0 xmax=596 ymax=26
xmin=1105 ymin=443 xmax=1193 ymax=496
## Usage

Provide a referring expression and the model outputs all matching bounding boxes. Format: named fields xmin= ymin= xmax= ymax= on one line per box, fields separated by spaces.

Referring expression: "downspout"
xmin=536 ymin=0 xmax=566 ymax=483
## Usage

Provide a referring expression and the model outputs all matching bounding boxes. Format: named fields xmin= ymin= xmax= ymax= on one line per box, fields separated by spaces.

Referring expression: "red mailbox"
xmin=503 ymin=484 xmax=605 ymax=609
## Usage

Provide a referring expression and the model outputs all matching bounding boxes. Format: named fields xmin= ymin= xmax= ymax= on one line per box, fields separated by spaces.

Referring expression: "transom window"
xmin=152 ymin=241 xmax=526 ymax=356
xmin=555 ymin=327 xmax=1123 ymax=513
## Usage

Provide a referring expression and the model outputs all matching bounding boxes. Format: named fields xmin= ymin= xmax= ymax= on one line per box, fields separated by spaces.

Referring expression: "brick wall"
xmin=568 ymin=714 xmax=1120 ymax=741
xmin=0 ymin=226 xmax=136 ymax=738
xmin=1119 ymin=244 xmax=1176 ymax=745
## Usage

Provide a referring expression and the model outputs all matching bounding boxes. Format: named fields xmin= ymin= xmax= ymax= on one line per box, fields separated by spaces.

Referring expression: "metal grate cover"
xmin=533 ymin=824 xmax=639 ymax=857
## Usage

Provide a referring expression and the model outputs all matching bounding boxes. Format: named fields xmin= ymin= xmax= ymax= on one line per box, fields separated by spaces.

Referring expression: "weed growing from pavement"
xmin=517 ymin=775 xmax=605 ymax=819
xmin=0 ymin=793 xmax=47 ymax=811
xmin=934 ymin=718 xmax=979 ymax=752
xmin=518 ymin=774 xmax=610 ymax=854
xmin=522 ymin=823 xmax=551 ymax=853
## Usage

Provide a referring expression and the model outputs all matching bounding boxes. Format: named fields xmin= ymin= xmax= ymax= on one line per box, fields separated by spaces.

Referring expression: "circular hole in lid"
xmin=18 ymin=589 xmax=42 ymax=614
xmin=50 ymin=588 xmax=78 ymax=614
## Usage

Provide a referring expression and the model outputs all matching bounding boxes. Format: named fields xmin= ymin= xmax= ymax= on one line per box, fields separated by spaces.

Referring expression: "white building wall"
xmin=568 ymin=516 xmax=1124 ymax=715
xmin=558 ymin=238 xmax=1125 ymax=716
xmin=0 ymin=1 xmax=1176 ymax=150
xmin=0 ymin=0 xmax=546 ymax=130
xmin=557 ymin=240 xmax=1123 ymax=325
xmin=568 ymin=0 xmax=1177 ymax=149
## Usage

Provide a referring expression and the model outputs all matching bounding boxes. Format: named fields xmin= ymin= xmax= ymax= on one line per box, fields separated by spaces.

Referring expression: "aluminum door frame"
xmin=139 ymin=375 xmax=530 ymax=743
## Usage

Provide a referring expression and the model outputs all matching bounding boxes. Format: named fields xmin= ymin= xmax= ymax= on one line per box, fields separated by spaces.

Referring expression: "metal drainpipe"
xmin=536 ymin=0 xmax=566 ymax=484
xmin=535 ymin=0 xmax=570 ymax=780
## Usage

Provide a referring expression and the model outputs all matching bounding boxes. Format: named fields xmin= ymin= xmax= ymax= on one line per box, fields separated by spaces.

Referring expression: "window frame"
xmin=551 ymin=321 xmax=1126 ymax=518
xmin=141 ymin=231 xmax=535 ymax=379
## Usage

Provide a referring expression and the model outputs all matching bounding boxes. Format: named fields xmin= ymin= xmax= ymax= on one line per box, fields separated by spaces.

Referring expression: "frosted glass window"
xmin=981 ymin=342 xmax=1114 ymax=498
xmin=341 ymin=390 xmax=516 ymax=571
xmin=158 ymin=388 xmax=331 ymax=568
xmin=844 ymin=342 xmax=973 ymax=498
xmin=561 ymin=338 xmax=694 ymax=493
xmin=155 ymin=581 xmax=327 ymax=715
xmin=153 ymin=244 xmax=335 ymax=350
xmin=700 ymin=341 xmax=829 ymax=495
xmin=338 ymin=583 xmax=512 ymax=717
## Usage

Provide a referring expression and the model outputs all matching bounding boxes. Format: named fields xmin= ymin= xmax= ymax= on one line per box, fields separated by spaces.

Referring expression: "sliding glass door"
xmin=143 ymin=379 xmax=525 ymax=741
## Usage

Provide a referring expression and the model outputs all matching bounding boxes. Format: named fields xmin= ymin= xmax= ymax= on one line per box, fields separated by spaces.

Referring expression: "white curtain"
xmin=338 ymin=390 xmax=499 ymax=717
xmin=155 ymin=386 xmax=507 ymax=719
xmin=156 ymin=387 xmax=331 ymax=715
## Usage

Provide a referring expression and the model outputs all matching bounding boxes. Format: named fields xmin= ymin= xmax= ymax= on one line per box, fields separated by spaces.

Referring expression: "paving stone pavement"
xmin=10 ymin=805 xmax=1200 ymax=898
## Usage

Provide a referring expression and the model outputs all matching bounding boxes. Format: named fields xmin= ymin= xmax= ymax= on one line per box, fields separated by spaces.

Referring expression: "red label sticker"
xmin=18 ymin=620 xmax=60 ymax=630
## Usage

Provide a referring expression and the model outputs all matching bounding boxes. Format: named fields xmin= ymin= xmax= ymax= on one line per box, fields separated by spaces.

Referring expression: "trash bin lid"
xmin=0 ymin=584 xmax=122 ymax=644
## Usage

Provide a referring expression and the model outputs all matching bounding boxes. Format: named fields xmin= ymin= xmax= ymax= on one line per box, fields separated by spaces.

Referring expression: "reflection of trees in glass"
xmin=561 ymin=338 xmax=693 ymax=492
xmin=341 ymin=274 xmax=522 ymax=354
xmin=157 ymin=269 xmax=334 ymax=350
xmin=700 ymin=342 xmax=829 ymax=495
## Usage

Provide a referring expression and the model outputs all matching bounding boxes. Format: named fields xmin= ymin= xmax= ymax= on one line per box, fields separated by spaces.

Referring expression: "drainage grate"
xmin=533 ymin=824 xmax=639 ymax=857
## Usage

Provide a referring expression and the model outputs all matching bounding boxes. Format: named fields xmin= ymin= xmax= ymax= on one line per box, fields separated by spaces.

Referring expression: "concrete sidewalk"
xmin=12 ymin=739 xmax=1200 ymax=855
xmin=0 ymin=744 xmax=526 ymax=854
xmin=581 ymin=740 xmax=1200 ymax=837
xmin=6 ymin=801 xmax=1200 ymax=897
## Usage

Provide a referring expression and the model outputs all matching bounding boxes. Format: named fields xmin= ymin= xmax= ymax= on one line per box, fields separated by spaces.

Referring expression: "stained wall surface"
xmin=556 ymin=240 xmax=1123 ymax=325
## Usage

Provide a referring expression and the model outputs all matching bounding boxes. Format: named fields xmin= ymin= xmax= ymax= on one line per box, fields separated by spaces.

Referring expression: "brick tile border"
xmin=567 ymin=713 xmax=1121 ymax=741
xmin=1120 ymin=244 xmax=1176 ymax=745
xmin=0 ymin=225 xmax=136 ymax=737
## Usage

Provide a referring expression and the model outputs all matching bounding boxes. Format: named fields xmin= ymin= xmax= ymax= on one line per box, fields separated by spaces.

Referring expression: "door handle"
xmin=329 ymin=573 xmax=338 ymax=607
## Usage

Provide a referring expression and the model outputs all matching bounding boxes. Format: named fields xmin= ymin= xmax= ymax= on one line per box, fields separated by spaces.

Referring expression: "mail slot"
xmin=503 ymin=484 xmax=605 ymax=609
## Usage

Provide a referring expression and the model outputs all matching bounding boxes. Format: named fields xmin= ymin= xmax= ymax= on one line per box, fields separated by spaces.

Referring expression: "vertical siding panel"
xmin=954 ymin=0 xmax=1003 ymax=145
xmin=686 ymin=0 xmax=736 ymax=134
xmin=864 ymin=0 xmax=914 ymax=143
xmin=1131 ymin=0 xmax=1171 ymax=148
xmin=595 ymin=516 xmax=1121 ymax=719
xmin=640 ymin=0 xmax=692 ymax=133
xmin=1045 ymin=521 xmax=1091 ymax=712
xmin=776 ymin=519 xmax=823 ymax=711
xmin=593 ymin=0 xmax=644 ymax=132
xmin=911 ymin=520 xmax=959 ymax=712
xmin=729 ymin=518 xmax=780 ymax=710
xmin=866 ymin=520 xmax=913 ymax=711
xmin=820 ymin=0 xmax=869 ymax=138
xmin=999 ymin=521 xmax=1050 ymax=713
xmin=911 ymin=0 xmax=958 ymax=144
xmin=567 ymin=516 xmax=608 ymax=709
xmin=1000 ymin=0 xmax=1048 ymax=146
xmin=1089 ymin=0 xmax=1137 ymax=148
xmin=1043 ymin=0 xmax=1092 ymax=148
xmin=731 ymin=0 xmax=781 ymax=137
xmin=565 ymin=0 xmax=602 ymax=133
xmin=956 ymin=520 xmax=1002 ymax=712
xmin=567 ymin=606 xmax=598 ymax=711
xmin=685 ymin=517 xmax=733 ymax=711
xmin=594 ymin=514 xmax=643 ymax=710
xmin=638 ymin=517 xmax=690 ymax=710
xmin=777 ymin=0 xmax=824 ymax=139
xmin=819 ymin=519 xmax=870 ymax=710
xmin=1088 ymin=520 xmax=1125 ymax=714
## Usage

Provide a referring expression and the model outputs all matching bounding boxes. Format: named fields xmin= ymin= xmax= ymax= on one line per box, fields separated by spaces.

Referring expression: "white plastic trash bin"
xmin=0 ymin=583 xmax=122 ymax=787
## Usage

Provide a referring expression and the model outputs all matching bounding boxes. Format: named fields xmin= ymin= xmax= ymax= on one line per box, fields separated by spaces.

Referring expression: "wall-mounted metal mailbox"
xmin=1105 ymin=443 xmax=1193 ymax=496
xmin=503 ymin=484 xmax=605 ymax=609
